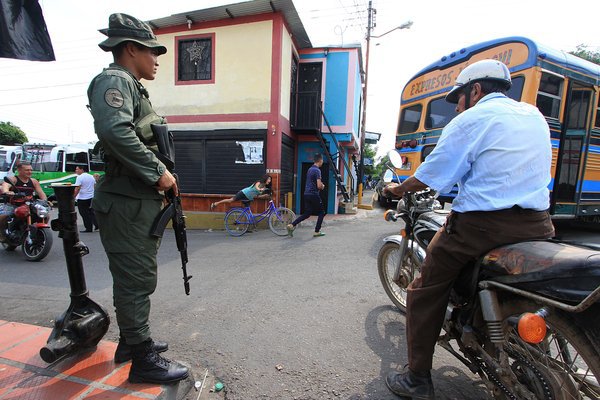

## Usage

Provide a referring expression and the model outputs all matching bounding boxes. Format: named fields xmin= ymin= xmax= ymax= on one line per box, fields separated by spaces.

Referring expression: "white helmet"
xmin=445 ymin=59 xmax=511 ymax=104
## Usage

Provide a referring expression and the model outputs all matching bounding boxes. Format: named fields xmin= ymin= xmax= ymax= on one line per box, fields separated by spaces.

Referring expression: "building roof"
xmin=147 ymin=0 xmax=312 ymax=49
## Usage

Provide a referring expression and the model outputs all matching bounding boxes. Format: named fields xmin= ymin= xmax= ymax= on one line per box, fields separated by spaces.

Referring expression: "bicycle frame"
xmin=237 ymin=200 xmax=278 ymax=225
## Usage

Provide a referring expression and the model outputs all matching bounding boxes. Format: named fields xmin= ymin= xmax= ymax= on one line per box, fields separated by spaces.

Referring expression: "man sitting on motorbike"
xmin=383 ymin=59 xmax=555 ymax=399
xmin=0 ymin=161 xmax=47 ymax=242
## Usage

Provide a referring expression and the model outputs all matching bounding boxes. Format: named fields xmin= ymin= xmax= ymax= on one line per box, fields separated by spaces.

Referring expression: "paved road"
xmin=0 ymin=210 xmax=597 ymax=399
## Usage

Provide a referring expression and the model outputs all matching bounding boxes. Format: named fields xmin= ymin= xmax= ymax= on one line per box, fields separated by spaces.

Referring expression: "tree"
xmin=0 ymin=121 xmax=28 ymax=145
xmin=363 ymin=143 xmax=378 ymax=177
xmin=570 ymin=44 xmax=600 ymax=65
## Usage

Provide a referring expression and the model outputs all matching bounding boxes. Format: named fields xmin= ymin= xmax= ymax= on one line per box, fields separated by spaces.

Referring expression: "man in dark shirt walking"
xmin=287 ymin=153 xmax=326 ymax=237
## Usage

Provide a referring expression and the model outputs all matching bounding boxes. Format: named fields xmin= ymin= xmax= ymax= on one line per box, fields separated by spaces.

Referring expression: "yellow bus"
xmin=395 ymin=36 xmax=600 ymax=221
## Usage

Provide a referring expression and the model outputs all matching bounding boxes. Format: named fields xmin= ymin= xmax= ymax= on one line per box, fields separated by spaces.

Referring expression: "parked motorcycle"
xmin=377 ymin=150 xmax=600 ymax=399
xmin=1 ymin=178 xmax=53 ymax=261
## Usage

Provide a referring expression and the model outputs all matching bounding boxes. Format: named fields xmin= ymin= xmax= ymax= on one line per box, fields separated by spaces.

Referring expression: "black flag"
xmin=0 ymin=0 xmax=55 ymax=61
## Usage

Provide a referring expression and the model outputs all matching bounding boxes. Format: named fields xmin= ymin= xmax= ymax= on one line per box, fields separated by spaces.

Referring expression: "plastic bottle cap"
xmin=214 ymin=382 xmax=224 ymax=391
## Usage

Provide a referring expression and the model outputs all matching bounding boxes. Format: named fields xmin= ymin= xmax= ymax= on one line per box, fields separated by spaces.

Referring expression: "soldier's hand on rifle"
xmin=155 ymin=170 xmax=178 ymax=195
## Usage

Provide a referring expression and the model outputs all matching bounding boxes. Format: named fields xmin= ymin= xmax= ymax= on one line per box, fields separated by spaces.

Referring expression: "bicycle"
xmin=224 ymin=199 xmax=296 ymax=237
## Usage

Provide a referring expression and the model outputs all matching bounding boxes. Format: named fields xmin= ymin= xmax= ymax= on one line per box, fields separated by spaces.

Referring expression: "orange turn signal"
xmin=400 ymin=229 xmax=407 ymax=237
xmin=517 ymin=312 xmax=547 ymax=344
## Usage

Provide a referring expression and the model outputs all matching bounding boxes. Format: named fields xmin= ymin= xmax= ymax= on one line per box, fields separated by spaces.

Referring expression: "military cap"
xmin=98 ymin=13 xmax=167 ymax=55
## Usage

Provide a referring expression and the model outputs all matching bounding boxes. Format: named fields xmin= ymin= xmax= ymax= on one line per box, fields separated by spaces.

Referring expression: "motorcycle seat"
xmin=479 ymin=240 xmax=600 ymax=303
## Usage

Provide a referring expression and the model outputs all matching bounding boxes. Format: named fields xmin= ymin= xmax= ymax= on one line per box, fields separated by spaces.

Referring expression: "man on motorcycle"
xmin=383 ymin=59 xmax=555 ymax=399
xmin=0 ymin=161 xmax=46 ymax=242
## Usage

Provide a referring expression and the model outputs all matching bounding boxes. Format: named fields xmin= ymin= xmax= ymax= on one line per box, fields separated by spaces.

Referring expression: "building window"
xmin=175 ymin=33 xmax=215 ymax=85
xmin=536 ymin=72 xmax=563 ymax=119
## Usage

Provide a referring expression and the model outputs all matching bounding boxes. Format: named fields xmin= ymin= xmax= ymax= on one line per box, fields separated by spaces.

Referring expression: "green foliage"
xmin=363 ymin=144 xmax=378 ymax=177
xmin=570 ymin=44 xmax=600 ymax=65
xmin=0 ymin=121 xmax=28 ymax=145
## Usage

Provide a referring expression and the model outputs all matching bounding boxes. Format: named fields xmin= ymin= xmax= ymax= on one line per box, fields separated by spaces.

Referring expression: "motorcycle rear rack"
xmin=479 ymin=280 xmax=600 ymax=313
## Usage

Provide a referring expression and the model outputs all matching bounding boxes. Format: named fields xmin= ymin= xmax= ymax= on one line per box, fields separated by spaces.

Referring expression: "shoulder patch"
xmin=104 ymin=88 xmax=124 ymax=108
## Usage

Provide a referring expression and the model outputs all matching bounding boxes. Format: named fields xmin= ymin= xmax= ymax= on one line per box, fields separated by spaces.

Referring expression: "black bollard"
xmin=39 ymin=183 xmax=110 ymax=363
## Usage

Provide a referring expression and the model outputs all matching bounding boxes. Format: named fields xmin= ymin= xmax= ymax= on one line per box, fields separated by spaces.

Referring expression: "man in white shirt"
xmin=74 ymin=165 xmax=98 ymax=233
xmin=383 ymin=60 xmax=555 ymax=399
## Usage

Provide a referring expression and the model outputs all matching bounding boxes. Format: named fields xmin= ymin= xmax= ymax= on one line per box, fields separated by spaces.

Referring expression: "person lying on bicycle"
xmin=0 ymin=161 xmax=47 ymax=242
xmin=210 ymin=174 xmax=271 ymax=211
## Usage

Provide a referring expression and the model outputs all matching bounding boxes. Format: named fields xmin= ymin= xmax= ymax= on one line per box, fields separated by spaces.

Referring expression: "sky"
xmin=0 ymin=0 xmax=599 ymax=159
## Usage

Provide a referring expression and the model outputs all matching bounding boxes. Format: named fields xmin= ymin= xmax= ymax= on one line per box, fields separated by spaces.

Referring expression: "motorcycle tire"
xmin=22 ymin=228 xmax=53 ymax=262
xmin=500 ymin=305 xmax=600 ymax=400
xmin=377 ymin=241 xmax=420 ymax=313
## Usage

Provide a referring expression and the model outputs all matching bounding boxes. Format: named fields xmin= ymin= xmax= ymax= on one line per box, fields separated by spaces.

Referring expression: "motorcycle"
xmin=1 ymin=178 xmax=53 ymax=261
xmin=377 ymin=150 xmax=600 ymax=399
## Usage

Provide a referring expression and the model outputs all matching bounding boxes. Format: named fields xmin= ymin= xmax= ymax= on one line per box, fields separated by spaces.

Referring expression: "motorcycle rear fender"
xmin=480 ymin=240 xmax=600 ymax=303
xmin=32 ymin=222 xmax=50 ymax=228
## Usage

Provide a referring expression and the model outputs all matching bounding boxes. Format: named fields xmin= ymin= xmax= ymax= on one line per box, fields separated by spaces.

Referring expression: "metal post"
xmin=39 ymin=183 xmax=109 ymax=363
xmin=358 ymin=0 xmax=374 ymax=200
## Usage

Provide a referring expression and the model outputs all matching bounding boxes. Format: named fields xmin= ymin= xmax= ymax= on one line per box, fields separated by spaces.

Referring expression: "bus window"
xmin=595 ymin=94 xmax=600 ymax=128
xmin=506 ymin=76 xmax=524 ymax=101
xmin=568 ymin=89 xmax=591 ymax=129
xmin=398 ymin=104 xmax=422 ymax=134
xmin=65 ymin=151 xmax=88 ymax=172
xmin=421 ymin=145 xmax=435 ymax=162
xmin=536 ymin=72 xmax=563 ymax=119
xmin=425 ymin=97 xmax=457 ymax=130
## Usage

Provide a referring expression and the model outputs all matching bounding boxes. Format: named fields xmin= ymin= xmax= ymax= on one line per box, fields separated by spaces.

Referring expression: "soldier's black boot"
xmin=114 ymin=337 xmax=169 ymax=363
xmin=385 ymin=368 xmax=435 ymax=399
xmin=128 ymin=339 xmax=189 ymax=384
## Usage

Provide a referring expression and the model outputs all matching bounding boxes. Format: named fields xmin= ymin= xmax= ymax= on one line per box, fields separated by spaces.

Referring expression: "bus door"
xmin=551 ymin=81 xmax=594 ymax=214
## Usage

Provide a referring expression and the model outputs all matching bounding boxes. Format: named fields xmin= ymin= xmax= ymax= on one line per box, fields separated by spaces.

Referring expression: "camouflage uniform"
xmin=88 ymin=13 xmax=188 ymax=384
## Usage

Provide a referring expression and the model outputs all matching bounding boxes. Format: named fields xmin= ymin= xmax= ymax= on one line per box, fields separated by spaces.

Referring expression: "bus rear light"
xmin=409 ymin=139 xmax=418 ymax=148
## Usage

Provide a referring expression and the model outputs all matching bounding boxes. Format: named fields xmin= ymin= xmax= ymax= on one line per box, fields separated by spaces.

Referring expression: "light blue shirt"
xmin=415 ymin=93 xmax=551 ymax=212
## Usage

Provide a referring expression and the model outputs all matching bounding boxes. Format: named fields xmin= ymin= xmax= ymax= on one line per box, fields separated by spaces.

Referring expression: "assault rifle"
xmin=149 ymin=124 xmax=192 ymax=295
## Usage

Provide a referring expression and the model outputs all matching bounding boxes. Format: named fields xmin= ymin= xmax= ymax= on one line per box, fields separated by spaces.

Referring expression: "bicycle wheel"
xmin=225 ymin=209 xmax=250 ymax=236
xmin=268 ymin=207 xmax=296 ymax=236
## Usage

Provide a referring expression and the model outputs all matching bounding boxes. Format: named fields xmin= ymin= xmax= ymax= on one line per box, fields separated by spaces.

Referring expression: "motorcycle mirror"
xmin=387 ymin=150 xmax=404 ymax=169
xmin=383 ymin=169 xmax=394 ymax=183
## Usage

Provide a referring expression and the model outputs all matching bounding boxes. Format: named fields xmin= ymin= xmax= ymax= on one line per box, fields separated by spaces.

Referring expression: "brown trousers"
xmin=406 ymin=208 xmax=555 ymax=372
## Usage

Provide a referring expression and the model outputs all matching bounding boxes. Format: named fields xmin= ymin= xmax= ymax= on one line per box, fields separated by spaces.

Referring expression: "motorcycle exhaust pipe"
xmin=40 ymin=184 xmax=110 ymax=363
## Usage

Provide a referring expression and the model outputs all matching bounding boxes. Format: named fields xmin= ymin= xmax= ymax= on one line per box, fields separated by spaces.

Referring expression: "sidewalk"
xmin=0 ymin=320 xmax=212 ymax=400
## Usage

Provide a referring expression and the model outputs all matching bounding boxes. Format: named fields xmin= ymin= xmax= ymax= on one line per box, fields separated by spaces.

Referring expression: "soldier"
xmin=87 ymin=13 xmax=188 ymax=384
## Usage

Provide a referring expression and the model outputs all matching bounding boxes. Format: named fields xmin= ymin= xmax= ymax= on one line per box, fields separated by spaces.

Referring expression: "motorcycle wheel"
xmin=21 ymin=228 xmax=53 ymax=262
xmin=500 ymin=308 xmax=600 ymax=400
xmin=377 ymin=241 xmax=420 ymax=313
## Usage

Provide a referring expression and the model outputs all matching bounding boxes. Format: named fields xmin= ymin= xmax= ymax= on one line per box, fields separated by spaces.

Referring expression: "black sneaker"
xmin=385 ymin=369 xmax=435 ymax=399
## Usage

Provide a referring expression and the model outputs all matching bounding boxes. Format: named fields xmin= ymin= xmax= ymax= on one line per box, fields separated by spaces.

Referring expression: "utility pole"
xmin=357 ymin=0 xmax=375 ymax=204
xmin=357 ymin=5 xmax=412 ymax=206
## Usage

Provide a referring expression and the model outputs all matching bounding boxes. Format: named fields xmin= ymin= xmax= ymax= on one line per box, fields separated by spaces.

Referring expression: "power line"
xmin=0 ymin=82 xmax=88 ymax=91
xmin=0 ymin=94 xmax=86 ymax=107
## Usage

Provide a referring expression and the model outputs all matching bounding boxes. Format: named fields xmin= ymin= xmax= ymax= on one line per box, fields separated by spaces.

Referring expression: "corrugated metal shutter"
xmin=173 ymin=129 xmax=266 ymax=194
xmin=280 ymin=134 xmax=295 ymax=201
xmin=174 ymin=139 xmax=204 ymax=193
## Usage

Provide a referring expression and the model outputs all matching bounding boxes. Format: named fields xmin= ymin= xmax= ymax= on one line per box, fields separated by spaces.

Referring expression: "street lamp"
xmin=371 ymin=21 xmax=413 ymax=39
xmin=358 ymin=1 xmax=412 ymax=205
